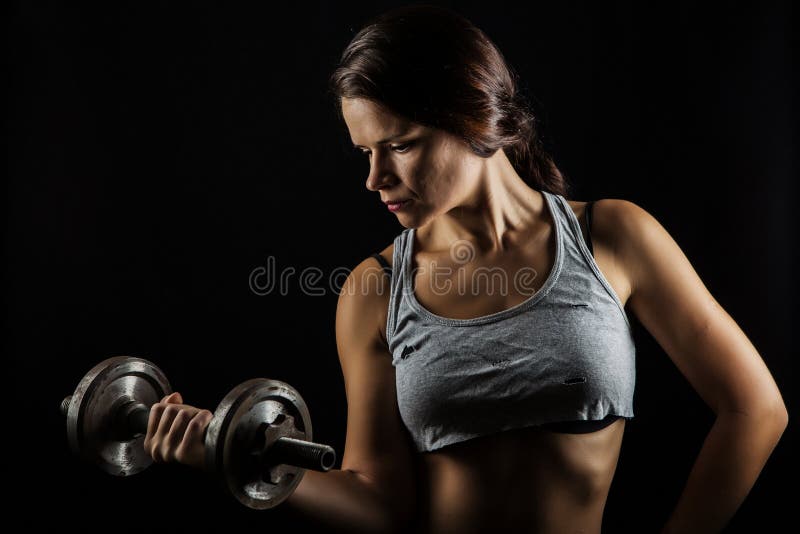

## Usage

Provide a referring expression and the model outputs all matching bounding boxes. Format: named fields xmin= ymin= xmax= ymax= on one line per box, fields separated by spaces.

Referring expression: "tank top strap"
xmin=585 ymin=201 xmax=595 ymax=255
xmin=547 ymin=191 xmax=632 ymax=333
xmin=546 ymin=191 xmax=589 ymax=259
xmin=370 ymin=252 xmax=392 ymax=278
xmin=385 ymin=228 xmax=413 ymax=346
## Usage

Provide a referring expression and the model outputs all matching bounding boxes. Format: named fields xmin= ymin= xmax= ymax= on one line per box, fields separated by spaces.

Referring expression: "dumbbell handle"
xmin=60 ymin=395 xmax=336 ymax=472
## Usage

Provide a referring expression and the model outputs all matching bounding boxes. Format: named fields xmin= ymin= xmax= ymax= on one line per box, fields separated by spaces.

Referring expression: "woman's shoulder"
xmin=578 ymin=197 xmax=690 ymax=305
xmin=566 ymin=197 xmax=641 ymax=303
xmin=565 ymin=197 xmax=639 ymax=242
xmin=337 ymin=242 xmax=396 ymax=347
xmin=340 ymin=241 xmax=395 ymax=303
xmin=374 ymin=242 xmax=395 ymax=270
xmin=565 ymin=197 xmax=629 ymax=218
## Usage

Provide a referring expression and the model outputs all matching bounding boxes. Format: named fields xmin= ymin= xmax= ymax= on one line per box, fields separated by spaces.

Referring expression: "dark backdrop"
xmin=8 ymin=1 xmax=794 ymax=532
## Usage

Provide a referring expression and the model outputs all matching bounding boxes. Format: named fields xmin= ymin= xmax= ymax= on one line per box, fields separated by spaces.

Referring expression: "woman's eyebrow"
xmin=352 ymin=131 xmax=411 ymax=148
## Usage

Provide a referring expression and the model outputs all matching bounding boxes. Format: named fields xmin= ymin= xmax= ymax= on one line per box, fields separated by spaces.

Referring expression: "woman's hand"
xmin=143 ymin=391 xmax=214 ymax=470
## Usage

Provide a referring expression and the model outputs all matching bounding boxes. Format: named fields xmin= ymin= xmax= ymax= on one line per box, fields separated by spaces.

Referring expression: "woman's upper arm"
xmin=334 ymin=256 xmax=418 ymax=519
xmin=610 ymin=199 xmax=787 ymax=421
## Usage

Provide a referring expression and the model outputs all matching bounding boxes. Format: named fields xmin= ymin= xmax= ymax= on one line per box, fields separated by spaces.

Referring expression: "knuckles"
xmin=158 ymin=443 xmax=173 ymax=463
xmin=143 ymin=404 xmax=212 ymax=464
xmin=174 ymin=446 xmax=187 ymax=464
xmin=161 ymin=404 xmax=180 ymax=417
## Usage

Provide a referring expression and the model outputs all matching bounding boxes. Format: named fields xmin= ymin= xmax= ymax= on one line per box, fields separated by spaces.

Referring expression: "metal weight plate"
xmin=205 ymin=378 xmax=312 ymax=510
xmin=65 ymin=356 xmax=172 ymax=476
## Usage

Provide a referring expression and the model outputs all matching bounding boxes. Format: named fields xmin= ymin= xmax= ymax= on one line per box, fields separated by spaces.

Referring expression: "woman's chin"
xmin=396 ymin=213 xmax=429 ymax=230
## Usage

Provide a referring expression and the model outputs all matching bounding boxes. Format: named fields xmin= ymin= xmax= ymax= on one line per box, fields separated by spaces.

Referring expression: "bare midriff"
xmin=411 ymin=419 xmax=626 ymax=534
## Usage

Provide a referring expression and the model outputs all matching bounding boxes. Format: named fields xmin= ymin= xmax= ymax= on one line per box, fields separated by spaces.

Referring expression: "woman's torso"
xmin=376 ymin=195 xmax=634 ymax=534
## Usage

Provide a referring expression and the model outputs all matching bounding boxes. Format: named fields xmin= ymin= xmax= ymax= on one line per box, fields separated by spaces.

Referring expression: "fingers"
xmin=162 ymin=409 xmax=194 ymax=462
xmin=144 ymin=401 xmax=167 ymax=455
xmin=175 ymin=410 xmax=214 ymax=468
xmin=182 ymin=410 xmax=213 ymax=450
xmin=144 ymin=394 xmax=211 ymax=467
xmin=145 ymin=392 xmax=182 ymax=454
xmin=151 ymin=403 xmax=182 ymax=463
xmin=162 ymin=391 xmax=183 ymax=404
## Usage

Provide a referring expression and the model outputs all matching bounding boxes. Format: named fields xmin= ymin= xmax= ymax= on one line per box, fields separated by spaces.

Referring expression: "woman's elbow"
xmin=759 ymin=393 xmax=789 ymax=432
xmin=772 ymin=400 xmax=789 ymax=432
xmin=728 ymin=394 xmax=789 ymax=435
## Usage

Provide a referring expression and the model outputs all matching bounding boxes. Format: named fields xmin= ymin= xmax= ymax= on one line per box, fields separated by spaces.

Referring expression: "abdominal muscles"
xmin=414 ymin=420 xmax=625 ymax=534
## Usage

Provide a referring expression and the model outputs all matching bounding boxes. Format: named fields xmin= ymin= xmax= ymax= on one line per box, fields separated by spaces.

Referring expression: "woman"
xmin=143 ymin=5 xmax=787 ymax=533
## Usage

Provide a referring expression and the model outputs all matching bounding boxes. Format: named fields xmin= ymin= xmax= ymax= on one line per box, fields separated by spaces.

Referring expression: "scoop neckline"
xmin=402 ymin=190 xmax=565 ymax=326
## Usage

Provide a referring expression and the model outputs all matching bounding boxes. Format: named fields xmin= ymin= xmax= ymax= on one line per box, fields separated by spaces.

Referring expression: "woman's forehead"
xmin=342 ymin=98 xmax=406 ymax=125
xmin=342 ymin=99 xmax=423 ymax=143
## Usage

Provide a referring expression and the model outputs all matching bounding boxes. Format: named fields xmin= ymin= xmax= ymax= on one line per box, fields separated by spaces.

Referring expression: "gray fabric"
xmin=385 ymin=190 xmax=636 ymax=452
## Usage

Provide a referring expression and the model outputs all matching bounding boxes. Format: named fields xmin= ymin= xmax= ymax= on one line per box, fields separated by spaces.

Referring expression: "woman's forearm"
xmin=660 ymin=408 xmax=787 ymax=534
xmin=283 ymin=467 xmax=412 ymax=534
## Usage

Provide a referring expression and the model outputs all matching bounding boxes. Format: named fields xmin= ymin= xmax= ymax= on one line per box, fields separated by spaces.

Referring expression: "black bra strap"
xmin=371 ymin=252 xmax=392 ymax=278
xmin=585 ymin=201 xmax=595 ymax=256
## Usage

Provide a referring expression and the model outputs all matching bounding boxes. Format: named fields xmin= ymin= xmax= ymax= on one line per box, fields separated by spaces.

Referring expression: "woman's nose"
xmin=365 ymin=152 xmax=395 ymax=191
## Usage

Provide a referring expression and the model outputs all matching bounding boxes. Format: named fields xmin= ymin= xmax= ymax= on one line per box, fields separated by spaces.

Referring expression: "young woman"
xmin=144 ymin=5 xmax=787 ymax=533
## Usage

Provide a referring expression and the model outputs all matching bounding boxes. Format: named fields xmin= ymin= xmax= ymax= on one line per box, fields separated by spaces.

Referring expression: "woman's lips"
xmin=386 ymin=199 xmax=411 ymax=212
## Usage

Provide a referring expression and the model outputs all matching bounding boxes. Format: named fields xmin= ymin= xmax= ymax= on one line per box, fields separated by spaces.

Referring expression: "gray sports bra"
xmin=373 ymin=191 xmax=636 ymax=452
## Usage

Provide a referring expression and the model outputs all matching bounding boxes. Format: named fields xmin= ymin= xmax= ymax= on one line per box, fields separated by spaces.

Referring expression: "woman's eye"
xmin=392 ymin=143 xmax=412 ymax=153
xmin=357 ymin=143 xmax=412 ymax=157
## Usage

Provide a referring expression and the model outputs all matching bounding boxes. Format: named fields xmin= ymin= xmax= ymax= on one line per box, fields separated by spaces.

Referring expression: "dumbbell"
xmin=61 ymin=355 xmax=336 ymax=509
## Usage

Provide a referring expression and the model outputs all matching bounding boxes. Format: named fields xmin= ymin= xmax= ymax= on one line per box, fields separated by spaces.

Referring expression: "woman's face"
xmin=341 ymin=97 xmax=483 ymax=228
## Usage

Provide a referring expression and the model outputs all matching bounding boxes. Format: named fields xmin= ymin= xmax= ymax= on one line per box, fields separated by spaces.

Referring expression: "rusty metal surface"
xmin=64 ymin=356 xmax=172 ymax=476
xmin=205 ymin=378 xmax=312 ymax=510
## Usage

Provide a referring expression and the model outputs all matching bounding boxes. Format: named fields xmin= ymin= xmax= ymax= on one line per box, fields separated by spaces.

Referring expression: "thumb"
xmin=162 ymin=391 xmax=183 ymax=404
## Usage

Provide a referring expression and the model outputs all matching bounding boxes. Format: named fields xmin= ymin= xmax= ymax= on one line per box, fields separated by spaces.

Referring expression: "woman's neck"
xmin=420 ymin=149 xmax=544 ymax=254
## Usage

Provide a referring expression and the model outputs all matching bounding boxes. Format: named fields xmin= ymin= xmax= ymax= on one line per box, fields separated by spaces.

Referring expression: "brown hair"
xmin=328 ymin=4 xmax=572 ymax=198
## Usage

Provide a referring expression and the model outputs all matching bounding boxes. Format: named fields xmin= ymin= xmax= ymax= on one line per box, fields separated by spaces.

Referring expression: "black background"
xmin=8 ymin=1 xmax=795 ymax=532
